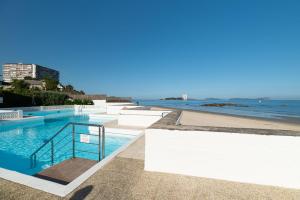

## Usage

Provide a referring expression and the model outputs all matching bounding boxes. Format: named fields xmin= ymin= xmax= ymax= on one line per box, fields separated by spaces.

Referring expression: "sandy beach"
xmin=149 ymin=106 xmax=300 ymax=132
xmin=180 ymin=110 xmax=300 ymax=132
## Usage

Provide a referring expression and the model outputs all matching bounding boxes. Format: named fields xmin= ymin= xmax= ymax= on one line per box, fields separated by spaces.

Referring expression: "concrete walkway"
xmin=1 ymin=134 xmax=300 ymax=200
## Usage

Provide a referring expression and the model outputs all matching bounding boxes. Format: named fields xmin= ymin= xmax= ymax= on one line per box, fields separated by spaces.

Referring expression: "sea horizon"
xmin=136 ymin=98 xmax=300 ymax=121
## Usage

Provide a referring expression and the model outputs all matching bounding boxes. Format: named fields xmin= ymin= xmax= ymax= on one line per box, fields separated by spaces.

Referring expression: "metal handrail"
xmin=30 ymin=122 xmax=105 ymax=168
xmin=36 ymin=134 xmax=72 ymax=159
xmin=30 ymin=123 xmax=71 ymax=157
xmin=161 ymin=111 xmax=170 ymax=118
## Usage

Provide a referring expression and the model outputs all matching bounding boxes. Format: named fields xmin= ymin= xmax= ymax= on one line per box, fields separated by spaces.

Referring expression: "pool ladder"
xmin=30 ymin=122 xmax=105 ymax=169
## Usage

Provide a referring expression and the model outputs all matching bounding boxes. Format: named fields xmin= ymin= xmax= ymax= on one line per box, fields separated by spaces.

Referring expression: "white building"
xmin=2 ymin=63 xmax=59 ymax=83
xmin=182 ymin=94 xmax=188 ymax=101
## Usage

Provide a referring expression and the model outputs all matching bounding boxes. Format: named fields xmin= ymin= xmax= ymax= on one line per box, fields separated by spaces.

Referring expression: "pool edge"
xmin=0 ymin=130 xmax=144 ymax=197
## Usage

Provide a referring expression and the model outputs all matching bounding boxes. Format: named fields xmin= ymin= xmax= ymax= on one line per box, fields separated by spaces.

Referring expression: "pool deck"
xmin=1 ymin=109 xmax=300 ymax=199
xmin=1 ymin=134 xmax=300 ymax=200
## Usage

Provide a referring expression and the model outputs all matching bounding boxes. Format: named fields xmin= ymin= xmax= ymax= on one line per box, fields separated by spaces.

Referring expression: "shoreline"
xmin=150 ymin=105 xmax=300 ymax=126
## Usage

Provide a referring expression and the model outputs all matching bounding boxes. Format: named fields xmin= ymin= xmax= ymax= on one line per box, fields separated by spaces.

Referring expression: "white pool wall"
xmin=106 ymin=105 xmax=141 ymax=114
xmin=0 ymin=110 xmax=23 ymax=120
xmin=118 ymin=115 xmax=161 ymax=127
xmin=118 ymin=110 xmax=171 ymax=128
xmin=145 ymin=128 xmax=300 ymax=189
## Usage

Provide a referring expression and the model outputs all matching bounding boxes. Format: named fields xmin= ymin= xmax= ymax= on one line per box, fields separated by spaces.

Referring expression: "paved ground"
xmin=65 ymin=157 xmax=300 ymax=200
xmin=1 ymin=135 xmax=300 ymax=200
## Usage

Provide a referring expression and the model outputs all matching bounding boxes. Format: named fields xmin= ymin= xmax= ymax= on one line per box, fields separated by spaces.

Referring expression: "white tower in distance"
xmin=182 ymin=94 xmax=188 ymax=101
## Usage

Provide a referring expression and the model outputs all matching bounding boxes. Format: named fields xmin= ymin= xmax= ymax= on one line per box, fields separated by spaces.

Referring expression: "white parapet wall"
xmin=40 ymin=105 xmax=74 ymax=110
xmin=106 ymin=105 xmax=141 ymax=114
xmin=92 ymin=100 xmax=107 ymax=106
xmin=0 ymin=110 xmax=23 ymax=120
xmin=106 ymin=102 xmax=135 ymax=106
xmin=145 ymin=128 xmax=300 ymax=189
xmin=119 ymin=110 xmax=171 ymax=116
xmin=118 ymin=115 xmax=161 ymax=128
xmin=118 ymin=110 xmax=171 ymax=128
xmin=74 ymin=105 xmax=106 ymax=114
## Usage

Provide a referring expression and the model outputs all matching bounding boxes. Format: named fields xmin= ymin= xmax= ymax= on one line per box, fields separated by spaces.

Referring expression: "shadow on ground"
xmin=70 ymin=185 xmax=93 ymax=200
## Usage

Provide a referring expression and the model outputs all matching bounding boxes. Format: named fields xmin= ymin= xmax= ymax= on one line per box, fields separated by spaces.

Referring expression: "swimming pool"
xmin=0 ymin=113 xmax=135 ymax=175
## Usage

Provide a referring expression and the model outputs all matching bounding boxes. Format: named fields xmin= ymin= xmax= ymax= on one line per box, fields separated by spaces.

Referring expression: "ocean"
xmin=136 ymin=99 xmax=300 ymax=120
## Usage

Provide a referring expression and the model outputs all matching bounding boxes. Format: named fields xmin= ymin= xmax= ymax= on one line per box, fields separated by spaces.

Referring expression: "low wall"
xmin=119 ymin=110 xmax=170 ymax=116
xmin=0 ymin=110 xmax=23 ymax=120
xmin=74 ymin=105 xmax=106 ymax=114
xmin=40 ymin=105 xmax=74 ymax=110
xmin=92 ymin=100 xmax=106 ymax=107
xmin=88 ymin=127 xmax=142 ymax=136
xmin=106 ymin=102 xmax=134 ymax=106
xmin=1 ymin=105 xmax=74 ymax=112
xmin=118 ymin=115 xmax=161 ymax=127
xmin=145 ymin=128 xmax=300 ymax=189
xmin=106 ymin=106 xmax=125 ymax=114
xmin=88 ymin=114 xmax=117 ymax=121
xmin=2 ymin=105 xmax=106 ymax=114
xmin=106 ymin=105 xmax=140 ymax=114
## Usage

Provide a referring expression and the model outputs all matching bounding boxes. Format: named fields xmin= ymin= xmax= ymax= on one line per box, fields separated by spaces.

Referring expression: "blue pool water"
xmin=0 ymin=113 xmax=134 ymax=175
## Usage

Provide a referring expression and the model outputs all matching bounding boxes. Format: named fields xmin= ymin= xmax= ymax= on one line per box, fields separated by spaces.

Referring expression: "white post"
xmin=17 ymin=110 xmax=23 ymax=119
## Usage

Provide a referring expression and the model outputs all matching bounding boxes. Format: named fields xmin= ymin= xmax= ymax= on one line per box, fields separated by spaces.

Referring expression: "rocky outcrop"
xmin=201 ymin=103 xmax=248 ymax=107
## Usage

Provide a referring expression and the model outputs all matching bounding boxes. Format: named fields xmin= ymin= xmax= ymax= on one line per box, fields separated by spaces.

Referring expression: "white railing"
xmin=1 ymin=105 xmax=75 ymax=112
xmin=0 ymin=110 xmax=23 ymax=120
xmin=1 ymin=105 xmax=106 ymax=114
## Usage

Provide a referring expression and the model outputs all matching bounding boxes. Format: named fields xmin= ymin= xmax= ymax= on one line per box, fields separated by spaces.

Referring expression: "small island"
xmin=160 ymin=97 xmax=184 ymax=100
xmin=201 ymin=103 xmax=248 ymax=107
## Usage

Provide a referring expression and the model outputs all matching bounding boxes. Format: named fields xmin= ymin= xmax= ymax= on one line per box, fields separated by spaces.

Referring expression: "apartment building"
xmin=2 ymin=63 xmax=59 ymax=83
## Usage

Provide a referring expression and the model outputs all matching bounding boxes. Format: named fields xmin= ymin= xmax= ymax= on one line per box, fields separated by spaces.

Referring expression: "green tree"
xmin=24 ymin=76 xmax=35 ymax=80
xmin=44 ymin=78 xmax=58 ymax=91
xmin=64 ymin=84 xmax=74 ymax=93
xmin=11 ymin=80 xmax=29 ymax=92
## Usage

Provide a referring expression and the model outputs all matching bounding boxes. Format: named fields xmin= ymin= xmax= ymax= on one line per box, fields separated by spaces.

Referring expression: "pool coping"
xmin=0 ymin=129 xmax=144 ymax=197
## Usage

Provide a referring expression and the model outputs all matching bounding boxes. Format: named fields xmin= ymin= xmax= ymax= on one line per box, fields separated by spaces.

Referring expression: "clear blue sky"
xmin=0 ymin=0 xmax=299 ymax=99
